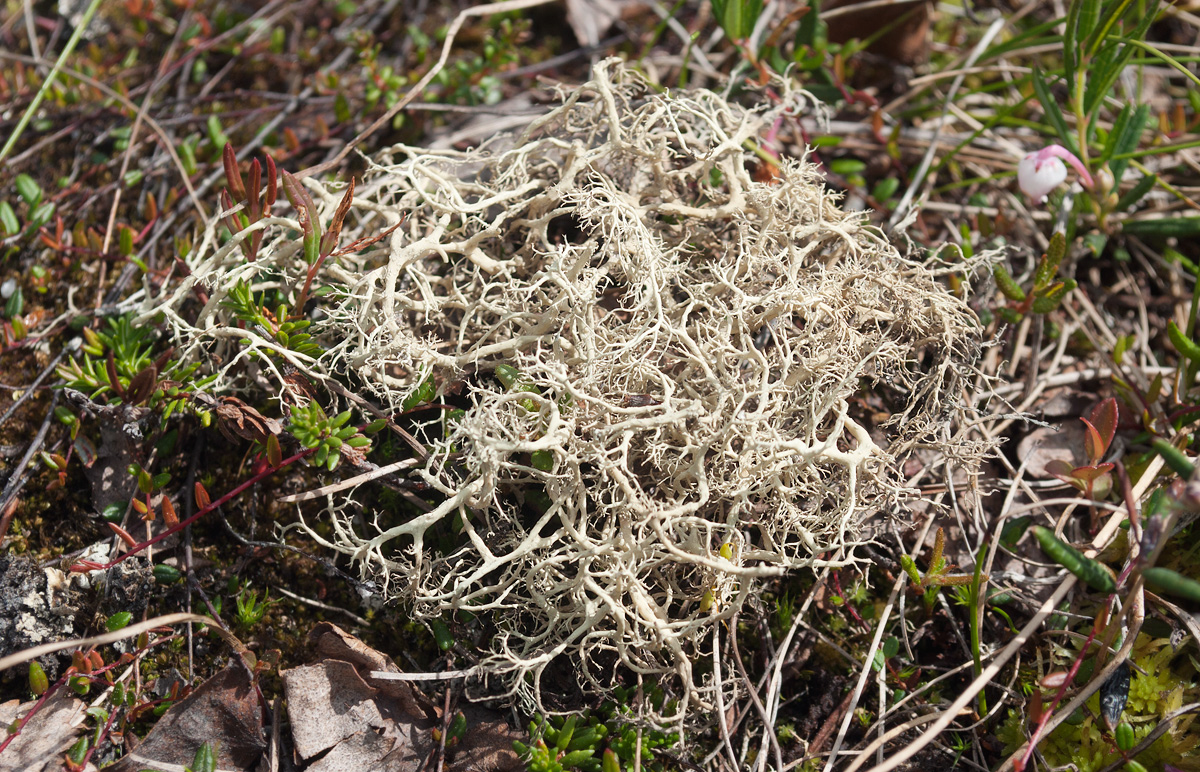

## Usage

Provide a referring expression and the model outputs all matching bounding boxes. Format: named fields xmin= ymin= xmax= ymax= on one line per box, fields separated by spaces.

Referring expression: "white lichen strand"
xmin=146 ymin=59 xmax=981 ymax=730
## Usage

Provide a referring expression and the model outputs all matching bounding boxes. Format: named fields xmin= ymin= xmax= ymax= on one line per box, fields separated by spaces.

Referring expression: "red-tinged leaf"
xmin=265 ymin=155 xmax=278 ymax=206
xmin=126 ymin=365 xmax=158 ymax=405
xmin=1081 ymin=417 xmax=1105 ymax=465
xmin=247 ymin=159 xmax=262 ymax=220
xmin=281 ymin=170 xmax=304 ymax=211
xmin=220 ymin=189 xmax=241 ymax=237
xmin=106 ymin=351 xmax=124 ymax=398
xmin=194 ymin=481 xmax=211 ymax=510
xmin=282 ymin=171 xmax=321 ymax=243
xmin=321 ymin=178 xmax=355 ymax=257
xmin=223 ymin=143 xmax=245 ymax=201
xmin=1040 ymin=671 xmax=1069 ymax=689
xmin=249 ymin=229 xmax=263 ymax=263
xmin=266 ymin=434 xmax=282 ymax=468
xmin=108 ymin=522 xmax=138 ymax=549
xmin=161 ymin=496 xmax=178 ymax=526
xmin=1045 ymin=458 xmax=1079 ymax=483
xmin=1087 ymin=398 xmax=1118 ymax=458
xmin=1073 ymin=463 xmax=1113 ymax=484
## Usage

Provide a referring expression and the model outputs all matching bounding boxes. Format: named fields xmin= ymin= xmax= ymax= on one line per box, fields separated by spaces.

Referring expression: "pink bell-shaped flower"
xmin=1018 ymin=144 xmax=1094 ymax=203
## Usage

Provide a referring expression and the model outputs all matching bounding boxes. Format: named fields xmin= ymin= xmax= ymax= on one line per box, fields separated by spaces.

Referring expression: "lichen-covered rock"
xmin=0 ymin=555 xmax=78 ymax=681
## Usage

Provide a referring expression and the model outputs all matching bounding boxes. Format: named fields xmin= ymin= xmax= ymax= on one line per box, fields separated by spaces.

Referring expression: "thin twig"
xmin=0 ymin=390 xmax=58 ymax=519
xmin=711 ymin=624 xmax=740 ymax=771
xmin=729 ymin=612 xmax=783 ymax=772
xmin=0 ymin=51 xmax=208 ymax=223
xmin=0 ymin=612 xmax=212 ymax=673
xmin=0 ymin=348 xmax=65 ymax=429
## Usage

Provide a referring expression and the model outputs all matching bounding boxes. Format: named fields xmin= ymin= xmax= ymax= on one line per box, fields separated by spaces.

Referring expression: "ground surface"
xmin=1 ymin=1 xmax=1199 ymax=771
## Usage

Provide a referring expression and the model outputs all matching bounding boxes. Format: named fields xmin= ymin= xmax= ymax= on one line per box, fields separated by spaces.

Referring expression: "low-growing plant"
xmin=992 ymin=231 xmax=1077 ymax=326
xmin=233 ymin=586 xmax=278 ymax=630
xmin=515 ymin=703 xmax=681 ymax=772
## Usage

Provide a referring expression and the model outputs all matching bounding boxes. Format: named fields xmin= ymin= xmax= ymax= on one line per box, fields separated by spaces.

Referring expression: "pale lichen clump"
xmin=150 ymin=60 xmax=981 ymax=726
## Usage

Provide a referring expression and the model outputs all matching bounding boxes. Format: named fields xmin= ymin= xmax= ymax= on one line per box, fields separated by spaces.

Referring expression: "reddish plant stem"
xmin=0 ymin=632 xmax=184 ymax=761
xmin=75 ymin=698 xmax=118 ymax=771
xmin=70 ymin=448 xmax=311 ymax=573
xmin=1019 ymin=618 xmax=1104 ymax=771
xmin=0 ymin=497 xmax=17 ymax=543
xmin=1017 ymin=456 xmax=1147 ymax=770
xmin=292 ymin=254 xmax=328 ymax=317
xmin=0 ymin=675 xmax=70 ymax=755
xmin=830 ymin=570 xmax=869 ymax=630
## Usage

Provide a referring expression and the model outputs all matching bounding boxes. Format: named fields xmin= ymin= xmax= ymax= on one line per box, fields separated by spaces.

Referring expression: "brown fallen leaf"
xmin=286 ymin=623 xmax=523 ymax=772
xmin=284 ymin=659 xmax=435 ymax=769
xmin=308 ymin=622 xmax=438 ymax=721
xmin=213 ymin=396 xmax=283 ymax=444
xmin=0 ymin=689 xmax=88 ymax=772
xmin=106 ymin=662 xmax=265 ymax=772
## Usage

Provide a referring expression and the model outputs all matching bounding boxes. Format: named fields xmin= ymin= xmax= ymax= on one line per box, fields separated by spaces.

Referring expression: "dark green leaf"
xmin=1084 ymin=0 xmax=1134 ymax=58
xmin=1031 ymin=69 xmax=1077 ymax=153
xmin=1167 ymin=320 xmax=1200 ymax=364
xmin=999 ymin=516 xmax=1034 ymax=551
xmin=1070 ymin=0 xmax=1103 ymax=57
xmin=4 ymin=285 xmax=23 ymax=318
xmin=153 ymin=564 xmax=182 ymax=585
xmin=192 ymin=741 xmax=218 ymax=772
xmin=1109 ymin=104 xmax=1149 ymax=182
xmin=1032 ymin=526 xmax=1116 ymax=593
xmin=1151 ymin=438 xmax=1196 ymax=478
xmin=993 ymin=265 xmax=1026 ymax=302
xmin=27 ymin=202 xmax=55 ymax=230
xmin=14 ymin=174 xmax=42 ymax=207
xmin=1143 ymin=567 xmax=1200 ymax=603
xmin=1122 ymin=216 xmax=1200 ymax=238
xmin=1114 ymin=721 xmax=1135 ymax=752
xmin=431 ymin=618 xmax=454 ymax=651
xmin=0 ymin=201 xmax=18 ymax=235
xmin=1034 ymin=231 xmax=1068 ymax=290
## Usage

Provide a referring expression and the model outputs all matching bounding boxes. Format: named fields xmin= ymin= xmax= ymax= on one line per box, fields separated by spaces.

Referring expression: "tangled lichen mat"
xmin=150 ymin=59 xmax=982 ymax=725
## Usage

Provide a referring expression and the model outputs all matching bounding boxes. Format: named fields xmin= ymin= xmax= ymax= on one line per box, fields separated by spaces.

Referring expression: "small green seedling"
xmin=899 ymin=527 xmax=982 ymax=609
xmin=234 ymin=586 xmax=277 ymax=630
